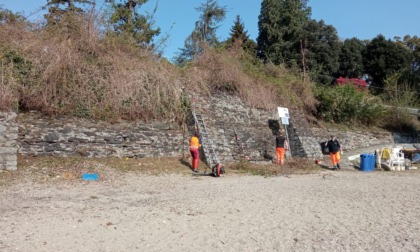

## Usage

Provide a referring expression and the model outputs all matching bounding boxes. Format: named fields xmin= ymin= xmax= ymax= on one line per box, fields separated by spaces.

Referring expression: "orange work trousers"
xmin=276 ymin=147 xmax=285 ymax=165
xmin=329 ymin=152 xmax=341 ymax=166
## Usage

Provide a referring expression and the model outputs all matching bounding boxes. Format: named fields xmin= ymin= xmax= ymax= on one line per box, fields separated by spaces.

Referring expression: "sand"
xmin=1 ymin=170 xmax=419 ymax=252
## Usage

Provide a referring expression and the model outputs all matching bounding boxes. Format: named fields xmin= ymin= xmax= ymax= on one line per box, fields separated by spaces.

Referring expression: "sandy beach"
xmin=1 ymin=169 xmax=419 ymax=252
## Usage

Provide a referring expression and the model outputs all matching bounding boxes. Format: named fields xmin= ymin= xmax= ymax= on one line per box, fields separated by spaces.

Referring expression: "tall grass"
xmin=0 ymin=12 xmax=185 ymax=122
xmin=1 ymin=9 xmax=317 ymax=122
xmin=183 ymin=46 xmax=317 ymax=112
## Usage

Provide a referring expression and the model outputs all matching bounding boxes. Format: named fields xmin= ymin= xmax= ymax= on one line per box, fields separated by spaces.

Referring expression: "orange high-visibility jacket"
xmin=190 ymin=136 xmax=201 ymax=149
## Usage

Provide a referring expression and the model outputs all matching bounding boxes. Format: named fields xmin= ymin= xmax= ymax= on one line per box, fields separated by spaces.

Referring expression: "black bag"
xmin=320 ymin=142 xmax=329 ymax=155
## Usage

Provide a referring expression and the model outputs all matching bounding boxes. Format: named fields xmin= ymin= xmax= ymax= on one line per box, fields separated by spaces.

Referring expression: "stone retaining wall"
xmin=1 ymin=94 xmax=415 ymax=171
xmin=0 ymin=112 xmax=18 ymax=170
xmin=17 ymin=112 xmax=185 ymax=159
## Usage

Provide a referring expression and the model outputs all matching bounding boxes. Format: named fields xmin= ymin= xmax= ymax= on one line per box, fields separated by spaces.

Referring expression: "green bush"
xmin=314 ymin=85 xmax=385 ymax=126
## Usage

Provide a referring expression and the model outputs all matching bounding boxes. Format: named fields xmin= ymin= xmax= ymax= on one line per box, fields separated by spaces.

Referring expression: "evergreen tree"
xmin=257 ymin=0 xmax=311 ymax=65
xmin=301 ymin=19 xmax=341 ymax=84
xmin=174 ymin=0 xmax=226 ymax=65
xmin=228 ymin=15 xmax=249 ymax=44
xmin=336 ymin=38 xmax=366 ymax=79
xmin=107 ymin=0 xmax=160 ymax=47
xmin=363 ymin=35 xmax=413 ymax=93
xmin=227 ymin=15 xmax=256 ymax=54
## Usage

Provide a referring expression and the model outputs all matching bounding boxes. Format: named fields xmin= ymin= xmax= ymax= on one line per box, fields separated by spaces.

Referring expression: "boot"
xmin=336 ymin=163 xmax=341 ymax=170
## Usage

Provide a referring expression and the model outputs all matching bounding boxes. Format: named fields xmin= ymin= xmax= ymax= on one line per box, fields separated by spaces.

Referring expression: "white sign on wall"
xmin=277 ymin=107 xmax=290 ymax=118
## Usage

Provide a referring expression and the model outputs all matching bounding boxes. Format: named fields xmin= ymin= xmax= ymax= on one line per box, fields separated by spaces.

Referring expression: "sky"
xmin=1 ymin=0 xmax=419 ymax=60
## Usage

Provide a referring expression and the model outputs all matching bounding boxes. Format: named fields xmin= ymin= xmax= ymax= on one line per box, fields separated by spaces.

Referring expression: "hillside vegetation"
xmin=0 ymin=10 xmax=315 ymax=123
xmin=0 ymin=2 xmax=418 ymax=132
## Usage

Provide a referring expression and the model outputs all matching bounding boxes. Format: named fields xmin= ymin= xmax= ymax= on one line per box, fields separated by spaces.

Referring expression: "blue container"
xmin=360 ymin=154 xmax=375 ymax=172
xmin=82 ymin=173 xmax=99 ymax=181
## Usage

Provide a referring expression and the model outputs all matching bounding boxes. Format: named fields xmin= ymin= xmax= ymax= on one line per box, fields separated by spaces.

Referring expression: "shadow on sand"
xmin=178 ymin=158 xmax=214 ymax=176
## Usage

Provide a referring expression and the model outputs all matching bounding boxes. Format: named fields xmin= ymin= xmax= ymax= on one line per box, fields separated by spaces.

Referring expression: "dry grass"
xmin=0 ymin=10 xmax=317 ymax=121
xmin=183 ymin=46 xmax=317 ymax=112
xmin=0 ymin=12 xmax=185 ymax=122
xmin=227 ymin=157 xmax=322 ymax=177
xmin=0 ymin=155 xmax=323 ymax=187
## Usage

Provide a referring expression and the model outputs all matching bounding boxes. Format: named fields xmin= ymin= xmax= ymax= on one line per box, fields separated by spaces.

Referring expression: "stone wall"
xmin=1 ymin=94 xmax=415 ymax=171
xmin=190 ymin=95 xmax=281 ymax=162
xmin=0 ymin=112 xmax=18 ymax=170
xmin=17 ymin=112 xmax=186 ymax=159
xmin=190 ymin=95 xmax=405 ymax=161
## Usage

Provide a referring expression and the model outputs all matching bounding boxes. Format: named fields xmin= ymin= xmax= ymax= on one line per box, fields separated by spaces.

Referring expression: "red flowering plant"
xmin=336 ymin=77 xmax=368 ymax=92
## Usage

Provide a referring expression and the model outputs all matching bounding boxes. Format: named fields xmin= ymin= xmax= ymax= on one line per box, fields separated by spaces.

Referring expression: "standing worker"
xmin=189 ymin=131 xmax=201 ymax=172
xmin=325 ymin=135 xmax=341 ymax=170
xmin=275 ymin=130 xmax=289 ymax=165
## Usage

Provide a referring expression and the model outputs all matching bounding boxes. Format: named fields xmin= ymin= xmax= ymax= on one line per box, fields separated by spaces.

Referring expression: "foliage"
xmin=336 ymin=77 xmax=367 ymax=92
xmin=363 ymin=35 xmax=413 ymax=93
xmin=174 ymin=0 xmax=226 ymax=65
xmin=379 ymin=73 xmax=419 ymax=136
xmin=301 ymin=19 xmax=341 ymax=84
xmin=0 ymin=8 xmax=31 ymax=111
xmin=314 ymin=84 xmax=385 ymax=126
xmin=0 ymin=8 xmax=185 ymax=121
xmin=381 ymin=72 xmax=419 ymax=107
xmin=44 ymin=0 xmax=94 ymax=25
xmin=183 ymin=46 xmax=317 ymax=112
xmin=225 ymin=15 xmax=256 ymax=55
xmin=106 ymin=0 xmax=160 ymax=48
xmin=336 ymin=38 xmax=366 ymax=79
xmin=0 ymin=7 xmax=26 ymax=24
xmin=257 ymin=0 xmax=311 ymax=65
xmin=398 ymin=35 xmax=420 ymax=103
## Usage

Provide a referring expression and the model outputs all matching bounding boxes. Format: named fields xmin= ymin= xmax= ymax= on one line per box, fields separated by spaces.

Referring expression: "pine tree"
xmin=107 ymin=0 xmax=160 ymax=47
xmin=174 ymin=0 xmax=226 ymax=65
xmin=257 ymin=0 xmax=311 ymax=65
xmin=227 ymin=15 xmax=256 ymax=55
xmin=228 ymin=15 xmax=249 ymax=44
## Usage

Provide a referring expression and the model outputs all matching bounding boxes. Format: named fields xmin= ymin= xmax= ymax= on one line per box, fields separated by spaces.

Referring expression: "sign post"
xmin=277 ymin=107 xmax=292 ymax=160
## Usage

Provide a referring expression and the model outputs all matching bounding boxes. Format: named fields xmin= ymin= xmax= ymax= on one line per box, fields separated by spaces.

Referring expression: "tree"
xmin=363 ymin=35 xmax=413 ymax=93
xmin=300 ymin=19 xmax=341 ymax=84
xmin=398 ymin=35 xmax=420 ymax=103
xmin=226 ymin=15 xmax=256 ymax=54
xmin=44 ymin=0 xmax=94 ymax=25
xmin=226 ymin=15 xmax=257 ymax=55
xmin=257 ymin=0 xmax=311 ymax=65
xmin=336 ymin=38 xmax=366 ymax=79
xmin=228 ymin=15 xmax=249 ymax=44
xmin=107 ymin=0 xmax=160 ymax=47
xmin=174 ymin=0 xmax=226 ymax=65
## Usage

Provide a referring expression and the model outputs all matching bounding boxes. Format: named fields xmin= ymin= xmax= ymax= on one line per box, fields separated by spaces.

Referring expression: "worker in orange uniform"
xmin=189 ymin=131 xmax=201 ymax=172
xmin=325 ymin=135 xmax=341 ymax=170
xmin=275 ymin=130 xmax=289 ymax=165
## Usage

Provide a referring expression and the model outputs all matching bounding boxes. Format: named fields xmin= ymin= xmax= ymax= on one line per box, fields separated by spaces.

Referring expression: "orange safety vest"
xmin=190 ymin=136 xmax=201 ymax=149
